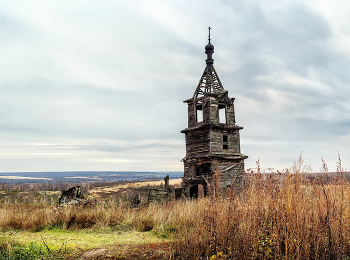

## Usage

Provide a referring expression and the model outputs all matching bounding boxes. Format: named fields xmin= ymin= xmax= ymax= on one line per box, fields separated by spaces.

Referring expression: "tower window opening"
xmin=196 ymin=166 xmax=200 ymax=176
xmin=196 ymin=104 xmax=203 ymax=123
xmin=223 ymin=144 xmax=228 ymax=150
xmin=218 ymin=104 xmax=226 ymax=124
xmin=223 ymin=135 xmax=228 ymax=142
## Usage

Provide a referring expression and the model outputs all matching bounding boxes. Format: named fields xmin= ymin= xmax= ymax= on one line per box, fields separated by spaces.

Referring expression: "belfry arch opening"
xmin=196 ymin=104 xmax=203 ymax=123
xmin=218 ymin=104 xmax=226 ymax=124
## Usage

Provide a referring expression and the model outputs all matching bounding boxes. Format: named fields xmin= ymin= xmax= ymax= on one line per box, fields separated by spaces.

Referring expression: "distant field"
xmin=90 ymin=178 xmax=182 ymax=200
xmin=0 ymin=171 xmax=183 ymax=184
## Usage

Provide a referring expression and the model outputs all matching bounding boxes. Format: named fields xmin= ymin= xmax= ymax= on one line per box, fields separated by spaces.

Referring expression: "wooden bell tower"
xmin=181 ymin=28 xmax=248 ymax=197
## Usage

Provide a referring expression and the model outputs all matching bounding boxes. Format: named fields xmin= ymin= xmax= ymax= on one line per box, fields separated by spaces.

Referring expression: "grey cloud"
xmin=298 ymin=117 xmax=350 ymax=136
xmin=78 ymin=143 xmax=179 ymax=153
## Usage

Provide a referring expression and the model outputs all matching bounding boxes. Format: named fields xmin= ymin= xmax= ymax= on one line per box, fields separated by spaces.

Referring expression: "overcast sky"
xmin=1 ymin=0 xmax=350 ymax=173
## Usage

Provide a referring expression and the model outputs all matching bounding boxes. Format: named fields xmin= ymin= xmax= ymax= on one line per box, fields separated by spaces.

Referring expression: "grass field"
xmin=2 ymin=157 xmax=350 ymax=259
xmin=0 ymin=179 xmax=181 ymax=259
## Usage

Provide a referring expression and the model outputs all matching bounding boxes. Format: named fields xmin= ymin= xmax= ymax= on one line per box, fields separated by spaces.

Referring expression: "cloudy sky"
xmin=1 ymin=0 xmax=350 ymax=173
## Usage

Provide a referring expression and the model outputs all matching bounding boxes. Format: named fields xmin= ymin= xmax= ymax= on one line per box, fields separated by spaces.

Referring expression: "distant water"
xmin=0 ymin=171 xmax=183 ymax=185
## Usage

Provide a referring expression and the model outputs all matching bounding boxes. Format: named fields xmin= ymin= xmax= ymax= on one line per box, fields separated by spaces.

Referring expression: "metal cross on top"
xmin=208 ymin=27 xmax=211 ymax=43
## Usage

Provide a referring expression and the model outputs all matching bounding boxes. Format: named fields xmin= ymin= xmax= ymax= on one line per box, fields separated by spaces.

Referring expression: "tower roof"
xmin=193 ymin=27 xmax=225 ymax=99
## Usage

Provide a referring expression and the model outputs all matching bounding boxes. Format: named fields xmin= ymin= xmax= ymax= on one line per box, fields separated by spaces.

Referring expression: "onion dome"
xmin=205 ymin=43 xmax=214 ymax=53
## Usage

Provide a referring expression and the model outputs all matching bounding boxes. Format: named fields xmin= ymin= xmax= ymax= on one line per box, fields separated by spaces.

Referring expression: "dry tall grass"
xmin=1 ymin=158 xmax=350 ymax=259
xmin=173 ymin=156 xmax=350 ymax=259
xmin=173 ymin=176 xmax=350 ymax=259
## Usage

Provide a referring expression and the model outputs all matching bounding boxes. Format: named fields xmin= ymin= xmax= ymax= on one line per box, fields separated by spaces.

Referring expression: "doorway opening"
xmin=190 ymin=185 xmax=198 ymax=199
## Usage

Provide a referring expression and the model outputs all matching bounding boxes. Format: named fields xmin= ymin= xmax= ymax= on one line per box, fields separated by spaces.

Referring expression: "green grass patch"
xmin=152 ymin=224 xmax=177 ymax=239
xmin=0 ymin=228 xmax=170 ymax=258
xmin=0 ymin=239 xmax=66 ymax=260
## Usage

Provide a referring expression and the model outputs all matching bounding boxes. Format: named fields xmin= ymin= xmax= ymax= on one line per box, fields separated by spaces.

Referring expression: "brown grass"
xmin=2 ymin=159 xmax=350 ymax=259
xmin=172 ymin=175 xmax=350 ymax=259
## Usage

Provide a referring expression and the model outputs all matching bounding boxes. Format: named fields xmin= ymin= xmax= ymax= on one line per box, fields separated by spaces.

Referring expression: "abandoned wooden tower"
xmin=181 ymin=28 xmax=248 ymax=198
